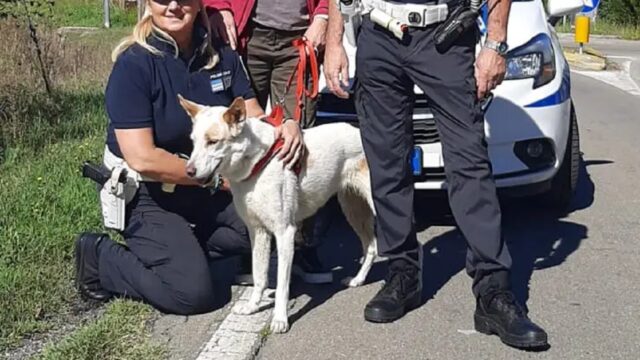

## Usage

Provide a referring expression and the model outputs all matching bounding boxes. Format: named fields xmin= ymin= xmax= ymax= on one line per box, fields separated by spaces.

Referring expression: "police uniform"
xmin=355 ymin=0 xmax=511 ymax=299
xmin=97 ymin=30 xmax=255 ymax=315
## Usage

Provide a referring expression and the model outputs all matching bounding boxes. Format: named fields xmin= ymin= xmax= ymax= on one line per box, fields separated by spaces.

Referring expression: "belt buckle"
xmin=407 ymin=11 xmax=423 ymax=26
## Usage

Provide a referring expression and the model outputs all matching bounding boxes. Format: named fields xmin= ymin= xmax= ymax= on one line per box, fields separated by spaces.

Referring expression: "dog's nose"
xmin=186 ymin=164 xmax=197 ymax=177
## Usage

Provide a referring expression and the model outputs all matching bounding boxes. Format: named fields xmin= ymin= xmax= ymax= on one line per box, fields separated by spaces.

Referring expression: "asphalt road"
xmin=255 ymin=73 xmax=640 ymax=359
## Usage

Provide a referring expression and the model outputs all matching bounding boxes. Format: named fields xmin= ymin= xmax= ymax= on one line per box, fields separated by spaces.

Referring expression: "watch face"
xmin=498 ymin=42 xmax=509 ymax=54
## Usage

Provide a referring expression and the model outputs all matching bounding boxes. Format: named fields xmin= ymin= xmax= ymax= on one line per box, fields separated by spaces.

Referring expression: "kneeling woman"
xmin=75 ymin=0 xmax=303 ymax=314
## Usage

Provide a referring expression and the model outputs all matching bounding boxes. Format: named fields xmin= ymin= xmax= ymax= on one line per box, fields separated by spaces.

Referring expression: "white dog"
xmin=180 ymin=96 xmax=377 ymax=333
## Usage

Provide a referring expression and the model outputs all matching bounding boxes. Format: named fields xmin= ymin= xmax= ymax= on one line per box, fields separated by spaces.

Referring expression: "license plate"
xmin=411 ymin=147 xmax=423 ymax=176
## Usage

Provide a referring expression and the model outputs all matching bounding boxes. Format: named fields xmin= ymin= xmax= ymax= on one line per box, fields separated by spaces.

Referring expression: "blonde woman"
xmin=74 ymin=0 xmax=303 ymax=314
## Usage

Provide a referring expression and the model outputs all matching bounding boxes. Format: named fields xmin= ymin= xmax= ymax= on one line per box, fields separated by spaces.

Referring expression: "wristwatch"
xmin=484 ymin=39 xmax=509 ymax=57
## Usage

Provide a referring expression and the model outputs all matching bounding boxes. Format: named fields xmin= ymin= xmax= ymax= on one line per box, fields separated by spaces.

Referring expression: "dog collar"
xmin=242 ymin=113 xmax=302 ymax=181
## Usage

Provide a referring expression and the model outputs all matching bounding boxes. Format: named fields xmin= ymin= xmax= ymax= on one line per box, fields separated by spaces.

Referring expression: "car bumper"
xmin=317 ymin=63 xmax=572 ymax=195
xmin=412 ymin=96 xmax=570 ymax=192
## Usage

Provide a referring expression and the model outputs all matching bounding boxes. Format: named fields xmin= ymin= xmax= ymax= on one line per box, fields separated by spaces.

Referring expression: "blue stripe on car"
xmin=525 ymin=62 xmax=571 ymax=108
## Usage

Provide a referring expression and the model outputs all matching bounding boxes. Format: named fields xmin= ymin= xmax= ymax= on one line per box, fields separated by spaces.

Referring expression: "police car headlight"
xmin=504 ymin=33 xmax=556 ymax=89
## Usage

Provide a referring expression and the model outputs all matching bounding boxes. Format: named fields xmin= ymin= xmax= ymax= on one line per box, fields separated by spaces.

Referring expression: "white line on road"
xmin=573 ymin=60 xmax=640 ymax=97
xmin=457 ymin=329 xmax=478 ymax=336
xmin=606 ymin=55 xmax=634 ymax=60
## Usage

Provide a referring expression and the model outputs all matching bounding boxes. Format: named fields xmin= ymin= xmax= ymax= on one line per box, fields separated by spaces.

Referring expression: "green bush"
xmin=600 ymin=0 xmax=640 ymax=26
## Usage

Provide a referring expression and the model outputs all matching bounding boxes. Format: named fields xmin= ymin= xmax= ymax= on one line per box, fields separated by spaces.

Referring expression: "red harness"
xmin=245 ymin=37 xmax=319 ymax=180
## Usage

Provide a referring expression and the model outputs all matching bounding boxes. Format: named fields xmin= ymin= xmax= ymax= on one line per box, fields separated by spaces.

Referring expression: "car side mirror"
xmin=547 ymin=0 xmax=585 ymax=17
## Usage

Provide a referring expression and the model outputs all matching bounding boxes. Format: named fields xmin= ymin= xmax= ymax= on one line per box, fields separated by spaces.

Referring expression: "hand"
xmin=209 ymin=9 xmax=237 ymax=50
xmin=304 ymin=17 xmax=328 ymax=49
xmin=274 ymin=120 xmax=305 ymax=169
xmin=474 ymin=47 xmax=506 ymax=100
xmin=324 ymin=42 xmax=350 ymax=99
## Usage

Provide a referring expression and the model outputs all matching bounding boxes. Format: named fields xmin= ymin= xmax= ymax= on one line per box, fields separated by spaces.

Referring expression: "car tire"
xmin=540 ymin=102 xmax=580 ymax=213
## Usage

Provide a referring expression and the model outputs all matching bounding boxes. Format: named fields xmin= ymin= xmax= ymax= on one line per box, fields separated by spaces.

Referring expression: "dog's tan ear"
xmin=223 ymin=97 xmax=246 ymax=126
xmin=178 ymin=94 xmax=203 ymax=121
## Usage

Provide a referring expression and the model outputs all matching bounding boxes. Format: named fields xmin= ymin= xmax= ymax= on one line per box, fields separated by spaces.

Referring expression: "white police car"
xmin=317 ymin=0 xmax=586 ymax=211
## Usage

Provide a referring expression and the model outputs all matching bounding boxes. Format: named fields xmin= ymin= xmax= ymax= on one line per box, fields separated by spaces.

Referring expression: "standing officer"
xmin=324 ymin=0 xmax=549 ymax=349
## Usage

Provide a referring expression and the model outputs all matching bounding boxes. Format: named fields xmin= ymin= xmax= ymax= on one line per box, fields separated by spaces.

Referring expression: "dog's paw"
xmin=270 ymin=316 xmax=289 ymax=334
xmin=342 ymin=276 xmax=365 ymax=288
xmin=232 ymin=302 xmax=260 ymax=315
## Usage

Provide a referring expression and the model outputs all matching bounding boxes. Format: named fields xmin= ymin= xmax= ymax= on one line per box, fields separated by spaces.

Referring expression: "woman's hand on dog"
xmin=274 ymin=120 xmax=305 ymax=169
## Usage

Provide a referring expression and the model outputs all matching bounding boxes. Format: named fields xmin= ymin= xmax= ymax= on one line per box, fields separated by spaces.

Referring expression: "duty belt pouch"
xmin=433 ymin=4 xmax=478 ymax=53
xmin=99 ymin=167 xmax=128 ymax=231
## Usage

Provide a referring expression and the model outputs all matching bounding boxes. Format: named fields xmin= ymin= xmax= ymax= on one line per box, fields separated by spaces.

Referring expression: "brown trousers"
xmin=246 ymin=22 xmax=318 ymax=128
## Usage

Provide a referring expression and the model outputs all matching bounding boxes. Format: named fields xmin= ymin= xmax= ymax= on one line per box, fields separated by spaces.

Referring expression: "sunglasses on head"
xmin=151 ymin=0 xmax=195 ymax=6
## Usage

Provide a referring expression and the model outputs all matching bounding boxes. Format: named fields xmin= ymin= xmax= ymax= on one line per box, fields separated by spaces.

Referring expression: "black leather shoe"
xmin=364 ymin=251 xmax=422 ymax=323
xmin=475 ymin=290 xmax=549 ymax=349
xmin=75 ymin=232 xmax=113 ymax=302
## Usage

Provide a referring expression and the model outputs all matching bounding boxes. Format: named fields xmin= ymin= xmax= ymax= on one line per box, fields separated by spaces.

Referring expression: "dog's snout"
xmin=186 ymin=164 xmax=197 ymax=177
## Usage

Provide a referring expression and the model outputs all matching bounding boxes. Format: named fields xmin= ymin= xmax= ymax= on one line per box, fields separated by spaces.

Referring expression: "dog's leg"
xmin=338 ymin=189 xmax=378 ymax=287
xmin=271 ymin=225 xmax=296 ymax=333
xmin=351 ymin=240 xmax=377 ymax=287
xmin=233 ymin=227 xmax=271 ymax=316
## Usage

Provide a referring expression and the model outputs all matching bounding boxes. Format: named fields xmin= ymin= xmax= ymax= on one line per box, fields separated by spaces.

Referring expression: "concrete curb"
xmin=557 ymin=32 xmax=623 ymax=40
xmin=196 ymin=288 xmax=274 ymax=360
xmin=563 ymin=50 xmax=607 ymax=71
xmin=56 ymin=26 xmax=100 ymax=36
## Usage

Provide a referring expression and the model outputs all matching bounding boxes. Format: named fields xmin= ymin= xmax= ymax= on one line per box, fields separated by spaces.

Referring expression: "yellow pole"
xmin=575 ymin=16 xmax=590 ymax=55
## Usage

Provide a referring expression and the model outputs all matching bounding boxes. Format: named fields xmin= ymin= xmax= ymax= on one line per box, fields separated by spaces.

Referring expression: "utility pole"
xmin=137 ymin=0 xmax=145 ymax=20
xmin=103 ymin=0 xmax=110 ymax=28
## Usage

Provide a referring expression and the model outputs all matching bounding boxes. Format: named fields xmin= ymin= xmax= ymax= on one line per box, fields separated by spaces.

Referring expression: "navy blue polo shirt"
xmin=105 ymin=31 xmax=255 ymax=158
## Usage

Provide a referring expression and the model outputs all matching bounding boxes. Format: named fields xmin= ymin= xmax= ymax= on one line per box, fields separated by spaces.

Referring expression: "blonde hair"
xmin=111 ymin=0 xmax=219 ymax=69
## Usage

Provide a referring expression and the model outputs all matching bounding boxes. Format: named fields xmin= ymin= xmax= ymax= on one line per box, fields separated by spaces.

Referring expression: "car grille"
xmin=412 ymin=96 xmax=440 ymax=145
xmin=317 ymin=93 xmax=442 ymax=145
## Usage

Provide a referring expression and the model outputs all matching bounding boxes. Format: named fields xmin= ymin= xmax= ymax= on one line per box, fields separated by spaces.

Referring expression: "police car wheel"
xmin=540 ymin=102 xmax=580 ymax=214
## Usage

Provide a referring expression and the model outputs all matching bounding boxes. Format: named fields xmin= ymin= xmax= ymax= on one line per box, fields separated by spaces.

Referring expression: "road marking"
xmin=457 ymin=329 xmax=478 ymax=335
xmin=573 ymin=60 xmax=640 ymax=97
xmin=606 ymin=55 xmax=634 ymax=60
xmin=196 ymin=288 xmax=274 ymax=360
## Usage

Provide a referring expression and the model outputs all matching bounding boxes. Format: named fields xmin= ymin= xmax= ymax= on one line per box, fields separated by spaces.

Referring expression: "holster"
xmin=99 ymin=147 xmax=143 ymax=231
xmin=339 ymin=0 xmax=364 ymax=46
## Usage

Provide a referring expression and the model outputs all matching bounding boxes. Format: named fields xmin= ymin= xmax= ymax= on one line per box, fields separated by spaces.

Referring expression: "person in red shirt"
xmin=205 ymin=0 xmax=333 ymax=285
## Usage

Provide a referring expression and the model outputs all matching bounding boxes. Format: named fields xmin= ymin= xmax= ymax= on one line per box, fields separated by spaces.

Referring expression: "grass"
xmin=0 ymin=101 xmax=105 ymax=349
xmin=0 ymin=14 xmax=164 ymax=358
xmin=52 ymin=0 xmax=138 ymax=28
xmin=555 ymin=19 xmax=640 ymax=40
xmin=36 ymin=300 xmax=165 ymax=360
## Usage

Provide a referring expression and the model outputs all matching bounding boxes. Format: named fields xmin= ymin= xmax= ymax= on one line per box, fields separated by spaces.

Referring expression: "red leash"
xmin=245 ymin=37 xmax=319 ymax=180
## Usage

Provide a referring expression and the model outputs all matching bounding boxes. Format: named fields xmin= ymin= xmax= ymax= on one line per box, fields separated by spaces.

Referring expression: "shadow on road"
xmin=284 ymin=156 xmax=611 ymax=327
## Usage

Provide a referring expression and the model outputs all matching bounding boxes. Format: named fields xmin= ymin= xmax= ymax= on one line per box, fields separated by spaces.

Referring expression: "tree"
xmin=0 ymin=0 xmax=55 ymax=94
xmin=599 ymin=0 xmax=640 ymax=26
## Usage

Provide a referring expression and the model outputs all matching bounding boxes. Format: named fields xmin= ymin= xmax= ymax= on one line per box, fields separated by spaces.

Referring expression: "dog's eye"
xmin=206 ymin=139 xmax=218 ymax=146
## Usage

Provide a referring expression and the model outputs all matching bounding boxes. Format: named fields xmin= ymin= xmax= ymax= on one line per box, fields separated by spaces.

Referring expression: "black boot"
xmin=364 ymin=250 xmax=422 ymax=323
xmin=475 ymin=290 xmax=549 ymax=349
xmin=75 ymin=232 xmax=113 ymax=302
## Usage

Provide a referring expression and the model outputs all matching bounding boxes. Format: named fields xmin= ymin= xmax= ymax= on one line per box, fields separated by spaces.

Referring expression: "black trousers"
xmin=355 ymin=17 xmax=512 ymax=298
xmin=97 ymin=183 xmax=250 ymax=315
